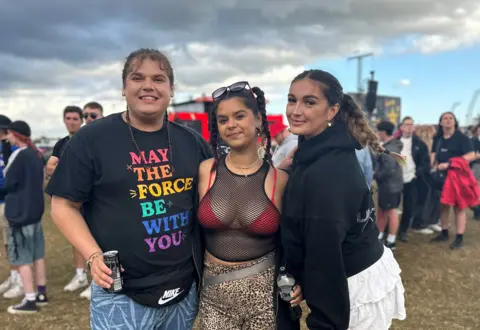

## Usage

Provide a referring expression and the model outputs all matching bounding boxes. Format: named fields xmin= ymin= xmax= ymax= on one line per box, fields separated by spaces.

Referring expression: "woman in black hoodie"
xmin=281 ymin=70 xmax=406 ymax=329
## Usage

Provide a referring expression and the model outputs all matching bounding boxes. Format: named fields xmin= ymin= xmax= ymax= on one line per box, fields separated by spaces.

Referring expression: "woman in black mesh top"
xmin=197 ymin=82 xmax=302 ymax=330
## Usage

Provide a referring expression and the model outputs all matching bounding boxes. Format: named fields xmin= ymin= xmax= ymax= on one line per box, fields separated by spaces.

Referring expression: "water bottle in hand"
xmin=277 ymin=266 xmax=296 ymax=302
xmin=277 ymin=266 xmax=302 ymax=320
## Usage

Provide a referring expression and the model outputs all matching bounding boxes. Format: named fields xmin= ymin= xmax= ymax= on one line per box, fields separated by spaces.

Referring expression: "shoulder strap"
xmin=271 ymin=167 xmax=278 ymax=206
xmin=207 ymin=161 xmax=215 ymax=189
xmin=434 ymin=137 xmax=443 ymax=165
xmin=435 ymin=137 xmax=443 ymax=155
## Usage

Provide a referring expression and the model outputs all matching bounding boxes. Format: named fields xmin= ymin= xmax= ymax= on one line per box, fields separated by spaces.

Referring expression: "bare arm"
xmin=198 ymin=158 xmax=216 ymax=202
xmin=272 ymin=168 xmax=289 ymax=212
xmin=50 ymin=196 xmax=101 ymax=260
xmin=45 ymin=156 xmax=59 ymax=177
xmin=463 ymin=151 xmax=476 ymax=163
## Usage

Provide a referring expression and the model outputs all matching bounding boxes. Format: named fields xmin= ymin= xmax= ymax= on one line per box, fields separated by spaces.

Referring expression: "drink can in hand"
xmin=103 ymin=250 xmax=123 ymax=293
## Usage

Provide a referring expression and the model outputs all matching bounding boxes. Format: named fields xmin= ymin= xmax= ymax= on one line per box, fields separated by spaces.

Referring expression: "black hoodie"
xmin=281 ymin=121 xmax=384 ymax=330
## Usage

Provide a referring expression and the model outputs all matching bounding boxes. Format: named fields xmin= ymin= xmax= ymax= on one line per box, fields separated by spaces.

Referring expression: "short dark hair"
xmin=83 ymin=101 xmax=103 ymax=113
xmin=401 ymin=116 xmax=413 ymax=124
xmin=63 ymin=106 xmax=83 ymax=119
xmin=122 ymin=48 xmax=174 ymax=88
xmin=376 ymin=120 xmax=395 ymax=136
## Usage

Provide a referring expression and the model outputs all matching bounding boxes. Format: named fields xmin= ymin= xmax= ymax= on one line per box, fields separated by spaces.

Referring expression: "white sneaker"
xmin=0 ymin=277 xmax=13 ymax=294
xmin=79 ymin=285 xmax=91 ymax=300
xmin=413 ymin=228 xmax=434 ymax=235
xmin=429 ymin=224 xmax=442 ymax=233
xmin=64 ymin=274 xmax=88 ymax=292
xmin=3 ymin=282 xmax=24 ymax=299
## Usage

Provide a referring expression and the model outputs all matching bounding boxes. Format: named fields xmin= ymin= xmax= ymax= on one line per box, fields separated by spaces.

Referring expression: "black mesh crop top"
xmin=197 ymin=156 xmax=280 ymax=262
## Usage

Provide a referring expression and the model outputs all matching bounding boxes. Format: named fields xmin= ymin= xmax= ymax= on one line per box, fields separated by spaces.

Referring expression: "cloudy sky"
xmin=1 ymin=0 xmax=480 ymax=139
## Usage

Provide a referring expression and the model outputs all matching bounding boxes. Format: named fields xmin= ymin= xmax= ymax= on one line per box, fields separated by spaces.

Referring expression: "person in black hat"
xmin=0 ymin=115 xmax=24 ymax=299
xmin=1 ymin=121 xmax=47 ymax=314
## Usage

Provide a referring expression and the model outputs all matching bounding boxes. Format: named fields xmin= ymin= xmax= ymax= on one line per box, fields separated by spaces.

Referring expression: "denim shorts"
xmin=7 ymin=222 xmax=45 ymax=266
xmin=90 ymin=281 xmax=198 ymax=330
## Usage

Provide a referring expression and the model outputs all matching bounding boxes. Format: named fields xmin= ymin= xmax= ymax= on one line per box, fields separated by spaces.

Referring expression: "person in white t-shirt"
xmin=397 ymin=117 xmax=435 ymax=242
xmin=270 ymin=122 xmax=298 ymax=168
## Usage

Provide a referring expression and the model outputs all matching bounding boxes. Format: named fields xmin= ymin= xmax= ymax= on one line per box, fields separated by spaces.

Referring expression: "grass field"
xmin=1 ymin=201 xmax=479 ymax=330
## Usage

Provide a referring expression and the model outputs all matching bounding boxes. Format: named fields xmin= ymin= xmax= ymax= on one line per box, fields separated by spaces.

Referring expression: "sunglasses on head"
xmin=212 ymin=81 xmax=255 ymax=100
xmin=83 ymin=112 xmax=98 ymax=119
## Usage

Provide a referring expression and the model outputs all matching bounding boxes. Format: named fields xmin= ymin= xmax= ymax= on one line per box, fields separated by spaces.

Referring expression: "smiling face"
xmin=216 ymin=97 xmax=262 ymax=150
xmin=122 ymin=58 xmax=174 ymax=120
xmin=286 ymin=78 xmax=339 ymax=139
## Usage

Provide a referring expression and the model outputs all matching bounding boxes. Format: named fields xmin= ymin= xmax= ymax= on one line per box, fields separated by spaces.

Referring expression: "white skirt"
xmin=347 ymin=247 xmax=406 ymax=330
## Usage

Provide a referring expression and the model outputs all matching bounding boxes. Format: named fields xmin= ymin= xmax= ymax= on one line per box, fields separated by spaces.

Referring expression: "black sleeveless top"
xmin=197 ymin=156 xmax=280 ymax=262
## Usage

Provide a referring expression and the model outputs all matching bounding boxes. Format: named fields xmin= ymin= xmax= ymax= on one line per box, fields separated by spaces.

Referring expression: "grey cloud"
xmin=0 ymin=0 xmax=479 ymax=136
xmin=2 ymin=1 xmax=477 ymax=66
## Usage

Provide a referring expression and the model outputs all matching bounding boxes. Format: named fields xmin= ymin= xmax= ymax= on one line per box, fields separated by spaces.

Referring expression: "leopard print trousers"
xmin=198 ymin=252 xmax=276 ymax=330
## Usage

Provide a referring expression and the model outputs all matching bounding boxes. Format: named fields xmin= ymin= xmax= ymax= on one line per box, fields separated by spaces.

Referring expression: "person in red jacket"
xmin=431 ymin=112 xmax=475 ymax=249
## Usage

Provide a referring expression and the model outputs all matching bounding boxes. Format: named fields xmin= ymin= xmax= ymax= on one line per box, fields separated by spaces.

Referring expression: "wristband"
xmin=86 ymin=251 xmax=103 ymax=272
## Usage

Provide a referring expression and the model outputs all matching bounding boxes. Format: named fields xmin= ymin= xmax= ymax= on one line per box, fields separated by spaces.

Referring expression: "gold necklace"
xmin=227 ymin=153 xmax=260 ymax=176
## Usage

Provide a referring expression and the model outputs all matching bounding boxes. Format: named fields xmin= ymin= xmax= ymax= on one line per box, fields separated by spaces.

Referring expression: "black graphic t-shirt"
xmin=51 ymin=136 xmax=70 ymax=158
xmin=46 ymin=113 xmax=211 ymax=291
xmin=432 ymin=130 xmax=473 ymax=164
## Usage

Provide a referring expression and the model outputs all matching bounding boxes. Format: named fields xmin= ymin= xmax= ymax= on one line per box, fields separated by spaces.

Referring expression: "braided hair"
xmin=252 ymin=87 xmax=273 ymax=165
xmin=209 ymin=86 xmax=273 ymax=171
xmin=122 ymin=48 xmax=176 ymax=173
xmin=292 ymin=69 xmax=405 ymax=165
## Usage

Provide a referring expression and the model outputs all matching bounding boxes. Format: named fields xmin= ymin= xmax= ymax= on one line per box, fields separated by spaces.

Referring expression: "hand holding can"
xmin=90 ymin=254 xmax=114 ymax=289
xmin=91 ymin=251 xmax=123 ymax=292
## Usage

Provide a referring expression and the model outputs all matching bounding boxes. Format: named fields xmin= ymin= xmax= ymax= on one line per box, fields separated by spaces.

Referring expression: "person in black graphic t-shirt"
xmin=46 ymin=49 xmax=211 ymax=330
xmin=431 ymin=112 xmax=475 ymax=249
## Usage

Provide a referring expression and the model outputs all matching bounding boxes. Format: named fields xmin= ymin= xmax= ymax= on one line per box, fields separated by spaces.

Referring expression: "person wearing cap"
xmin=270 ymin=121 xmax=298 ymax=168
xmin=0 ymin=121 xmax=47 ymax=314
xmin=0 ymin=115 xmax=24 ymax=300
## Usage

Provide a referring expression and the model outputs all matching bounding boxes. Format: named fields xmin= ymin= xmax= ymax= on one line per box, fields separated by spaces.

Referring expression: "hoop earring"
xmin=257 ymin=146 xmax=266 ymax=159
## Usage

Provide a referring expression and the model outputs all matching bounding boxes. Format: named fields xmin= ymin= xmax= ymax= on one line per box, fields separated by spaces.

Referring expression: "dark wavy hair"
xmin=435 ymin=111 xmax=459 ymax=138
xmin=209 ymin=86 xmax=272 ymax=168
